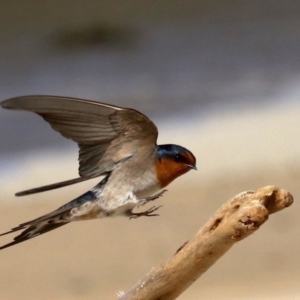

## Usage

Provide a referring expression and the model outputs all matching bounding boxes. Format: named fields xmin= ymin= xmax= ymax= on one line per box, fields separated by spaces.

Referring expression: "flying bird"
xmin=0 ymin=96 xmax=196 ymax=250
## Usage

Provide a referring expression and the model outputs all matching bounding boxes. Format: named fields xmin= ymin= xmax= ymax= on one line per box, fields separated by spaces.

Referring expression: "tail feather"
xmin=0 ymin=225 xmax=27 ymax=237
xmin=16 ymin=177 xmax=93 ymax=196
xmin=0 ymin=176 xmax=108 ymax=250
xmin=0 ymin=209 xmax=72 ymax=250
xmin=0 ymin=222 xmax=68 ymax=250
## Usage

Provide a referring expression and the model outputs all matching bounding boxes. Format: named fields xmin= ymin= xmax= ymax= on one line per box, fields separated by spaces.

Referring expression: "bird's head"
xmin=155 ymin=144 xmax=196 ymax=188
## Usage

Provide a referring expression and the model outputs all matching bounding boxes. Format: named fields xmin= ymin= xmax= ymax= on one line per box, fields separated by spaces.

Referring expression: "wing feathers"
xmin=1 ymin=95 xmax=158 ymax=195
xmin=1 ymin=95 xmax=122 ymax=115
xmin=15 ymin=177 xmax=92 ymax=196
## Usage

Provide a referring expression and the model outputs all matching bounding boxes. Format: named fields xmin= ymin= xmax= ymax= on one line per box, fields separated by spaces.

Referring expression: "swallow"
xmin=0 ymin=95 xmax=196 ymax=250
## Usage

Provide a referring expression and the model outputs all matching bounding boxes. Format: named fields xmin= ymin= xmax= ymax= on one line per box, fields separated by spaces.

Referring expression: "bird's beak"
xmin=186 ymin=164 xmax=197 ymax=170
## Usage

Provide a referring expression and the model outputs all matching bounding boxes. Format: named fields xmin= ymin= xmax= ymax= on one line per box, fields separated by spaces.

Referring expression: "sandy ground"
xmin=0 ymin=102 xmax=299 ymax=300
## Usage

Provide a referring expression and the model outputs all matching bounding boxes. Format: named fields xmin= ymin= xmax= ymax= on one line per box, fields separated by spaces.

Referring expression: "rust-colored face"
xmin=155 ymin=145 xmax=196 ymax=188
xmin=155 ymin=158 xmax=193 ymax=188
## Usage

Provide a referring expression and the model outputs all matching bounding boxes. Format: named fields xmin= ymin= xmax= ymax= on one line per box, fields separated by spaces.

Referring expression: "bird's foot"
xmin=129 ymin=206 xmax=162 ymax=220
xmin=137 ymin=189 xmax=167 ymax=208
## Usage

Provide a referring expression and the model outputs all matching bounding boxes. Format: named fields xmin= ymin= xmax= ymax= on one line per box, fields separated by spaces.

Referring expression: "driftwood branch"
xmin=118 ymin=186 xmax=293 ymax=300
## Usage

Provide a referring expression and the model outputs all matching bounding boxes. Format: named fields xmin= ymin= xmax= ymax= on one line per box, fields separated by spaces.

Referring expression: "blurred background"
xmin=0 ymin=1 xmax=299 ymax=299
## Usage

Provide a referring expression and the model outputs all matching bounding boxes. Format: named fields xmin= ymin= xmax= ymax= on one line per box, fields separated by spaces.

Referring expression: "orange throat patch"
xmin=155 ymin=158 xmax=191 ymax=188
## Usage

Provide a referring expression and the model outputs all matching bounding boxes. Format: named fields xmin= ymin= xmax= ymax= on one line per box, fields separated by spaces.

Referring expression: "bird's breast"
xmin=99 ymin=157 xmax=160 ymax=210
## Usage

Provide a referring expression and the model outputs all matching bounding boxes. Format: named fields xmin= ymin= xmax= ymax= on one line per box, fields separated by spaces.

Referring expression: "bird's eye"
xmin=175 ymin=154 xmax=181 ymax=161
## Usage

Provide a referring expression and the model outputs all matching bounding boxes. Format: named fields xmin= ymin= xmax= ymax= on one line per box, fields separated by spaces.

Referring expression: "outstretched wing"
xmin=1 ymin=95 xmax=158 ymax=195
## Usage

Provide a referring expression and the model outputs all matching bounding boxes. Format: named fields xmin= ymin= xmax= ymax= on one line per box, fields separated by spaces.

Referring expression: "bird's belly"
xmin=132 ymin=168 xmax=161 ymax=198
xmin=109 ymin=202 xmax=137 ymax=217
xmin=134 ymin=184 xmax=160 ymax=199
xmin=99 ymin=161 xmax=161 ymax=214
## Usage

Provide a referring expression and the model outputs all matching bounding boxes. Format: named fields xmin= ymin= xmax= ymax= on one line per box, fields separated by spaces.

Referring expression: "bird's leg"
xmin=137 ymin=189 xmax=167 ymax=208
xmin=129 ymin=206 xmax=162 ymax=220
xmin=127 ymin=190 xmax=166 ymax=219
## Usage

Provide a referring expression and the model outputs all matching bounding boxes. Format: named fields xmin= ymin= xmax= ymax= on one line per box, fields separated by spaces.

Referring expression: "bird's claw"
xmin=129 ymin=206 xmax=162 ymax=220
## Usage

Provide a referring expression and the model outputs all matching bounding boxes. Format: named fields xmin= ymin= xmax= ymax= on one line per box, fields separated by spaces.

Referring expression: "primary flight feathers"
xmin=1 ymin=96 xmax=158 ymax=196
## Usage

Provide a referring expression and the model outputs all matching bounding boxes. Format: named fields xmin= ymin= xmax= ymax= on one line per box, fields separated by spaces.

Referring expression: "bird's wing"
xmin=1 ymin=96 xmax=158 ymax=195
